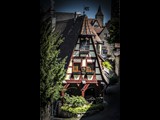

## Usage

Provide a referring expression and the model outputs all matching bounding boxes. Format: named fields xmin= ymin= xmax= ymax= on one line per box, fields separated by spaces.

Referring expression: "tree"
xmin=40 ymin=17 xmax=67 ymax=119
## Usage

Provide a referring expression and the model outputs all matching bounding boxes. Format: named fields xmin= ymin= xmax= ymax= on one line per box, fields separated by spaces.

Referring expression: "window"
xmin=73 ymin=63 xmax=81 ymax=72
xmin=86 ymin=63 xmax=95 ymax=72
xmin=80 ymin=39 xmax=89 ymax=51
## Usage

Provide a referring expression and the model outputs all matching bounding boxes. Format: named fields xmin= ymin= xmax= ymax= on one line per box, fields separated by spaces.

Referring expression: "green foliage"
xmin=64 ymin=94 xmax=88 ymax=108
xmin=61 ymin=94 xmax=104 ymax=114
xmin=102 ymin=61 xmax=113 ymax=71
xmin=61 ymin=105 xmax=90 ymax=114
xmin=40 ymin=19 xmax=67 ymax=108
xmin=61 ymin=103 xmax=104 ymax=114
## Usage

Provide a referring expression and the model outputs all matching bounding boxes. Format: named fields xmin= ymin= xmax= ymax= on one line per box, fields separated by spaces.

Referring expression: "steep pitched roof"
xmin=55 ymin=15 xmax=85 ymax=69
xmin=80 ymin=16 xmax=94 ymax=36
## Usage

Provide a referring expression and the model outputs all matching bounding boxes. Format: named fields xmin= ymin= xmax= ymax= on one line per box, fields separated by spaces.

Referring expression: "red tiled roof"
xmin=80 ymin=16 xmax=103 ymax=43
xmin=80 ymin=16 xmax=94 ymax=35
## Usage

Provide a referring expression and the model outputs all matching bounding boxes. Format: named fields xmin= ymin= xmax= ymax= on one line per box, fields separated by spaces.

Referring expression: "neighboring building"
xmin=114 ymin=43 xmax=120 ymax=76
xmin=95 ymin=6 xmax=104 ymax=27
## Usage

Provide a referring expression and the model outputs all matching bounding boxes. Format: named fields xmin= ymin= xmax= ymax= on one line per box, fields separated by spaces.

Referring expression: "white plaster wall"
xmin=65 ymin=74 xmax=71 ymax=80
xmin=87 ymin=75 xmax=93 ymax=80
xmin=73 ymin=75 xmax=80 ymax=80
xmin=89 ymin=51 xmax=96 ymax=57
xmin=96 ymin=68 xmax=100 ymax=74
xmin=80 ymin=54 xmax=87 ymax=57
xmin=96 ymin=60 xmax=98 ymax=67
xmin=73 ymin=59 xmax=81 ymax=63
xmin=75 ymin=44 xmax=79 ymax=50
xmin=89 ymin=44 xmax=94 ymax=50
xmin=96 ymin=75 xmax=102 ymax=80
xmin=69 ymin=59 xmax=72 ymax=66
xmin=82 ymin=59 xmax=86 ymax=67
xmin=67 ymin=68 xmax=72 ymax=73
xmin=73 ymin=51 xmax=79 ymax=57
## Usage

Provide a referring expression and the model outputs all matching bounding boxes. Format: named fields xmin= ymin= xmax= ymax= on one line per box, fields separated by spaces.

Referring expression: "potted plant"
xmin=102 ymin=61 xmax=113 ymax=71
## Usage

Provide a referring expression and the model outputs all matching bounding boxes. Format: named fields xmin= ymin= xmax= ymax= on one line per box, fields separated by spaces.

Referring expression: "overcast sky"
xmin=40 ymin=0 xmax=111 ymax=24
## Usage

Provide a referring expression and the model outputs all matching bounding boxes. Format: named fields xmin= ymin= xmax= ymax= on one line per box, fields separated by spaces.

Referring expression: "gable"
xmin=64 ymin=36 xmax=104 ymax=81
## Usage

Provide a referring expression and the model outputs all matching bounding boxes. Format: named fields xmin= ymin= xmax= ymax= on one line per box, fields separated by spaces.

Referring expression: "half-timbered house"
xmin=54 ymin=7 xmax=109 ymax=101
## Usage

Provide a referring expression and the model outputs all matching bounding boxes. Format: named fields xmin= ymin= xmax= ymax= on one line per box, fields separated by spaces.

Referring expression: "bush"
xmin=61 ymin=103 xmax=104 ymax=114
xmin=61 ymin=94 xmax=104 ymax=116
xmin=61 ymin=105 xmax=90 ymax=114
xmin=63 ymin=94 xmax=88 ymax=108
